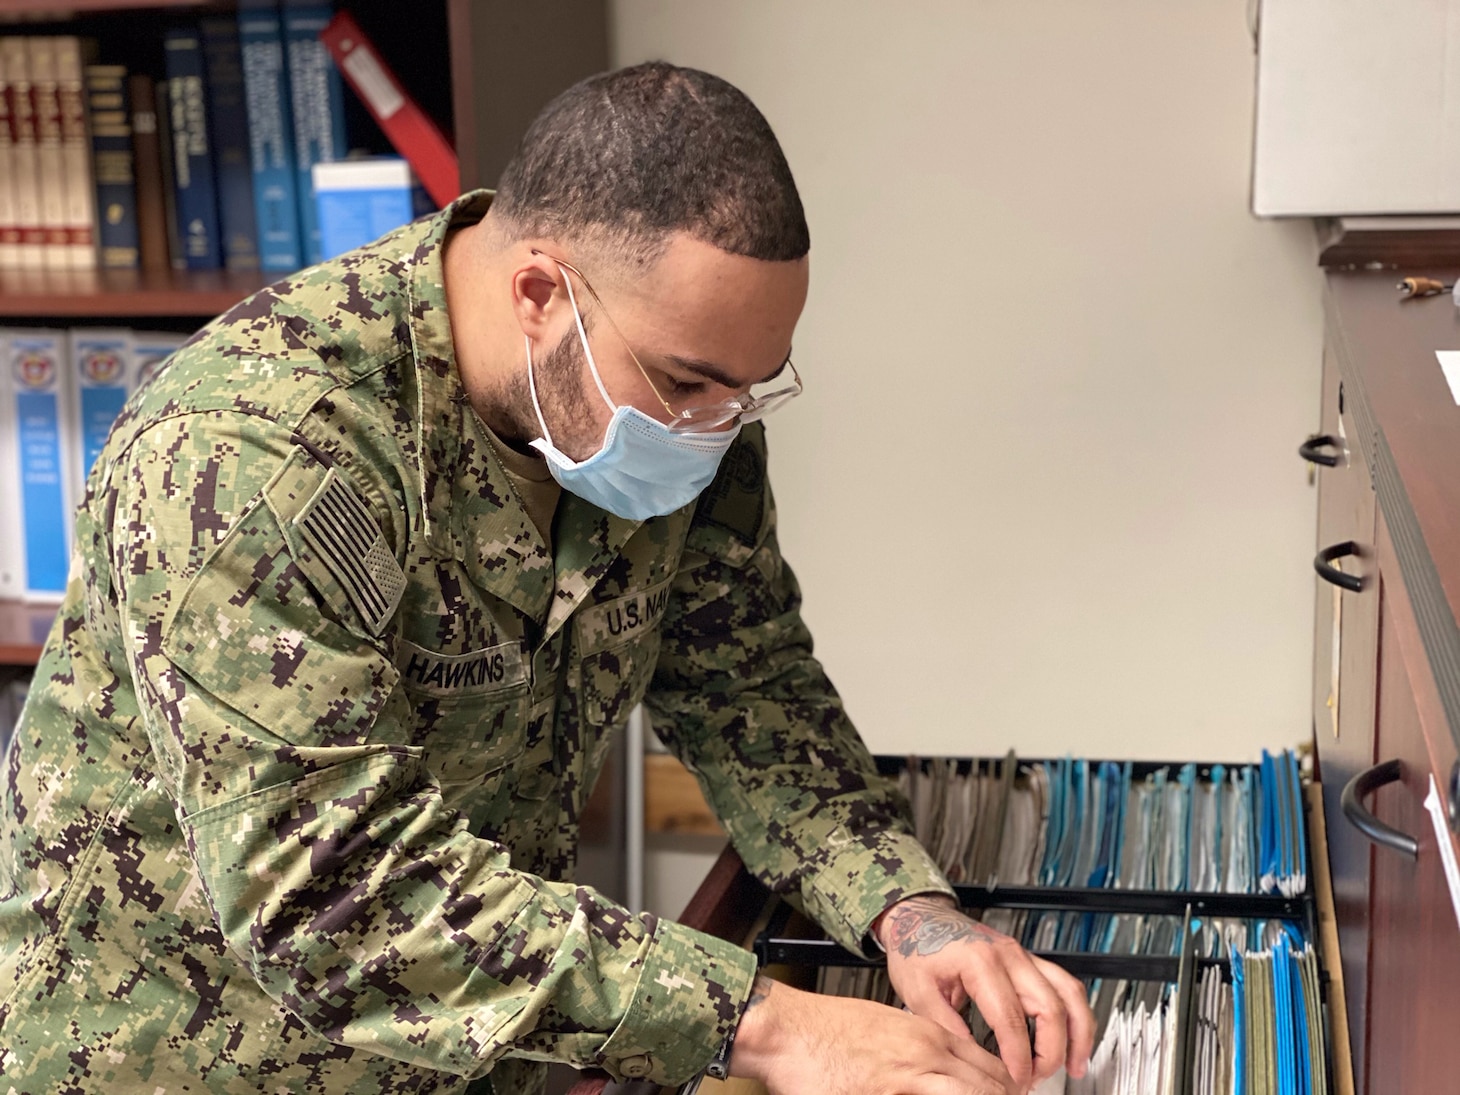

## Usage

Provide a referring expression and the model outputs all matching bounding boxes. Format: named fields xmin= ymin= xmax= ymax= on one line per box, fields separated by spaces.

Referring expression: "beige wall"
xmin=642 ymin=833 xmax=729 ymax=922
xmin=610 ymin=0 xmax=1323 ymax=768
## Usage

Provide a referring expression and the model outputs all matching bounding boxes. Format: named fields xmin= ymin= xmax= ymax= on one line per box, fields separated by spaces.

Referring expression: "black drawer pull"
xmin=1299 ymin=434 xmax=1340 ymax=467
xmin=1314 ymin=541 xmax=1365 ymax=593
xmin=1341 ymin=759 xmax=1419 ymax=859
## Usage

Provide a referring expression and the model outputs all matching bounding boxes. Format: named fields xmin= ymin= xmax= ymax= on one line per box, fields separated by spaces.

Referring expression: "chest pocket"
xmin=574 ymin=578 xmax=672 ymax=727
xmin=393 ymin=639 xmax=532 ymax=804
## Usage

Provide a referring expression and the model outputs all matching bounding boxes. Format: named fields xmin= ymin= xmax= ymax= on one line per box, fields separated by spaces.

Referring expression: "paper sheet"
xmin=1434 ymin=350 xmax=1460 ymax=405
xmin=1422 ymin=774 xmax=1460 ymax=935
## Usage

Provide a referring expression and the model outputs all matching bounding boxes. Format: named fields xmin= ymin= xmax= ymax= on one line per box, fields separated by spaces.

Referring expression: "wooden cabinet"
xmin=1364 ymin=512 xmax=1460 ymax=1094
xmin=1310 ymin=342 xmax=1381 ymax=1085
xmin=1315 ymin=269 xmax=1460 ymax=1094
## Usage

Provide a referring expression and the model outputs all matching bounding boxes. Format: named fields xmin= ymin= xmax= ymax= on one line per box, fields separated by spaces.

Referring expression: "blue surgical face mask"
xmin=526 ymin=267 xmax=740 ymax=521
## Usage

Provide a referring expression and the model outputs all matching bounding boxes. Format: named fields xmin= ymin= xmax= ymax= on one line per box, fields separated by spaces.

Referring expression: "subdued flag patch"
xmin=295 ymin=469 xmax=405 ymax=635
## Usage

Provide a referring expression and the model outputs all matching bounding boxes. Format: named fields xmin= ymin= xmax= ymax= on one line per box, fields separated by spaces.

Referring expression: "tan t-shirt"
xmin=483 ymin=425 xmax=561 ymax=552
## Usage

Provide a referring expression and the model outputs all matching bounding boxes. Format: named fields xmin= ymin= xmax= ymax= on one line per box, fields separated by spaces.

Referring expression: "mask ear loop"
xmin=525 ymin=334 xmax=558 ymax=450
xmin=556 ymin=263 xmax=616 ymax=410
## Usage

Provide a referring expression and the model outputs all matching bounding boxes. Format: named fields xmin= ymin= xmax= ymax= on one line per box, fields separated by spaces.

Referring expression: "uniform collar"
xmin=405 ymin=190 xmax=643 ymax=631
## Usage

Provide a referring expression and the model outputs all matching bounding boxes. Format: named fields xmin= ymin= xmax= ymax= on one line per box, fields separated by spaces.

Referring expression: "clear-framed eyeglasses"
xmin=530 ymin=248 xmax=803 ymax=434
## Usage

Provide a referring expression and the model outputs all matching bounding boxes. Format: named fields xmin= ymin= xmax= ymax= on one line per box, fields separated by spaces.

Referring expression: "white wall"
xmin=611 ymin=0 xmax=1323 ymax=766
xmin=642 ymin=833 xmax=728 ymax=921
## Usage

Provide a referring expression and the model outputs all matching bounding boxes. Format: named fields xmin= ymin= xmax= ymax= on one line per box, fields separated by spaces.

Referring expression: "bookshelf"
xmin=0 ymin=0 xmax=610 ymax=668
xmin=0 ymin=602 xmax=55 ymax=666
xmin=0 ymin=266 xmax=275 ymax=317
xmin=0 ymin=0 xmax=610 ymax=215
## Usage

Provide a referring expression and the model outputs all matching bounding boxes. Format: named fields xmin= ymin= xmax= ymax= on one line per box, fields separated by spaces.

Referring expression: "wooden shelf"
xmin=0 ymin=600 xmax=56 ymax=666
xmin=644 ymin=753 xmax=724 ymax=836
xmin=1317 ymin=217 xmax=1460 ymax=269
xmin=0 ymin=1 xmax=230 ymax=14
xmin=0 ymin=267 xmax=275 ymax=319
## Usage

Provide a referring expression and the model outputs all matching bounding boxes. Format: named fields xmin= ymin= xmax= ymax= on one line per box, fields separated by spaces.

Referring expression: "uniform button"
xmin=620 ymin=1054 xmax=652 ymax=1078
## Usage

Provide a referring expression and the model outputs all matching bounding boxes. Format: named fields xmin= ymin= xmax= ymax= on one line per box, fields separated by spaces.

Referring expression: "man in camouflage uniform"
xmin=0 ymin=64 xmax=1091 ymax=1094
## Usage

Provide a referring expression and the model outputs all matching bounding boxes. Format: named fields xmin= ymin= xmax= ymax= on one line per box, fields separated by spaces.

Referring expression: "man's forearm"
xmin=725 ymin=974 xmax=782 ymax=1083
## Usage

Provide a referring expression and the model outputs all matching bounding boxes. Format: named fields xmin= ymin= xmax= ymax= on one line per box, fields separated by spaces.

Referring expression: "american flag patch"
xmin=295 ymin=470 xmax=405 ymax=635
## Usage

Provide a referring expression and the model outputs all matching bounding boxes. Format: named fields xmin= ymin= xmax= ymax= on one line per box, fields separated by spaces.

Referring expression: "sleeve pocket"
xmin=161 ymin=478 xmax=399 ymax=748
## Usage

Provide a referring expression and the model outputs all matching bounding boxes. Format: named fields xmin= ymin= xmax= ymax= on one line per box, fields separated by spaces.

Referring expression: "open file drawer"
xmin=566 ymin=764 xmax=1356 ymax=1095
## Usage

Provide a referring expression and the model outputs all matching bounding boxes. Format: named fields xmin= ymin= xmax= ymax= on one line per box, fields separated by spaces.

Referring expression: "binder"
xmin=0 ymin=333 xmax=22 ymax=598
xmin=4 ymin=329 xmax=74 ymax=600
xmin=320 ymin=10 xmax=459 ymax=208
xmin=131 ymin=330 xmax=188 ymax=391
xmin=67 ymin=328 xmax=132 ymax=500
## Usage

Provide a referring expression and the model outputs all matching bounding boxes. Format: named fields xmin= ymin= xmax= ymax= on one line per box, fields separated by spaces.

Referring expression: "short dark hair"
xmin=492 ymin=61 xmax=809 ymax=266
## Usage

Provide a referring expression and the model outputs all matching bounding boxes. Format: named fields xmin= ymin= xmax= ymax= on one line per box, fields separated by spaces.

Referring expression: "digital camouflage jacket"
xmin=0 ymin=192 xmax=953 ymax=1093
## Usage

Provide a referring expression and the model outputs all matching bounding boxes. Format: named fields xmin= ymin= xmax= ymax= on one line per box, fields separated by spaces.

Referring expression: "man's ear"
xmin=510 ymin=249 xmax=567 ymax=343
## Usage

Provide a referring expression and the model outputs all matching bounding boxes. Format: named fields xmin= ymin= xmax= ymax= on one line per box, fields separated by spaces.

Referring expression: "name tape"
xmin=396 ymin=639 xmax=527 ymax=696
xmin=576 ymin=578 xmax=674 ymax=653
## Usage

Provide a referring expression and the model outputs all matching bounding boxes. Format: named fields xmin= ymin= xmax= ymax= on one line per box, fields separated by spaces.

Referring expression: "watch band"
xmin=678 ymin=1025 xmax=734 ymax=1095
xmin=705 ymin=1021 xmax=736 ymax=1081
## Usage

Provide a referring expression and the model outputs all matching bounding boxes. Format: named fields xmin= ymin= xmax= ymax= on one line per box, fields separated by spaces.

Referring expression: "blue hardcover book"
xmin=163 ymin=28 xmax=223 ymax=269
xmin=83 ymin=65 xmax=141 ymax=270
xmin=200 ymin=18 xmax=260 ymax=271
xmin=283 ymin=0 xmax=348 ymax=266
xmin=6 ymin=330 xmax=73 ymax=600
xmin=131 ymin=330 xmax=189 ymax=390
xmin=239 ymin=1 xmax=303 ymax=271
xmin=68 ymin=329 xmax=132 ymax=502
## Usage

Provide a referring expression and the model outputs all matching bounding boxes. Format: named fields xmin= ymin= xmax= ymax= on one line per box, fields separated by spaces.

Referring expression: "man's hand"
xmin=731 ymin=974 xmax=1019 ymax=1095
xmin=875 ymin=896 xmax=1095 ymax=1092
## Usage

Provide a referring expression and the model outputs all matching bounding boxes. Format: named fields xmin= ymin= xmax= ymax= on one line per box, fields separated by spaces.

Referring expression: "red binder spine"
xmin=319 ymin=12 xmax=458 ymax=208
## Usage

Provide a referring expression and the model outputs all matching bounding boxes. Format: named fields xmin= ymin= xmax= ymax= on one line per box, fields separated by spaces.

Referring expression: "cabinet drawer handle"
xmin=1315 ymin=542 xmax=1365 ymax=593
xmin=1341 ymin=759 xmax=1419 ymax=859
xmin=1299 ymin=434 xmax=1340 ymax=467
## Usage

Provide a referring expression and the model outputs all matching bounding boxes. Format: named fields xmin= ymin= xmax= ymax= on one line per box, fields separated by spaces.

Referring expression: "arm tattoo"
xmin=745 ymin=974 xmax=773 ymax=1011
xmin=884 ymin=898 xmax=1002 ymax=959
